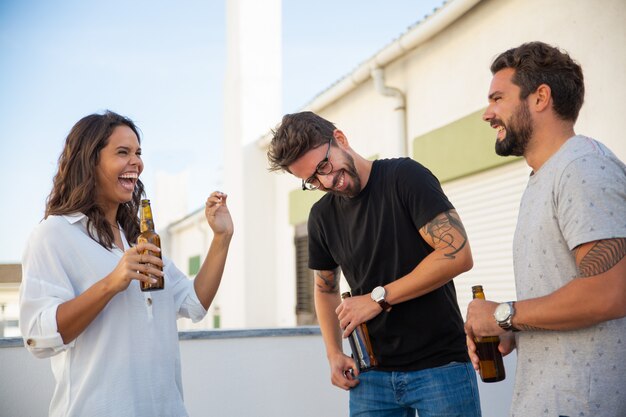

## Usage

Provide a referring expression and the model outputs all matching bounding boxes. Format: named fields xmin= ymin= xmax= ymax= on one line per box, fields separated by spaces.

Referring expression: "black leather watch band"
xmin=377 ymin=299 xmax=392 ymax=312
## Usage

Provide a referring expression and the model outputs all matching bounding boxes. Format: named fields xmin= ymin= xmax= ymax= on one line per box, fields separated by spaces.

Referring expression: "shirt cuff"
xmin=24 ymin=304 xmax=73 ymax=357
xmin=183 ymin=288 xmax=208 ymax=323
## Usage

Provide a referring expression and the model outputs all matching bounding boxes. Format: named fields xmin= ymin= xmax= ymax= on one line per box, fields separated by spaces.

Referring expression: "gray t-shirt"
xmin=511 ymin=135 xmax=626 ymax=417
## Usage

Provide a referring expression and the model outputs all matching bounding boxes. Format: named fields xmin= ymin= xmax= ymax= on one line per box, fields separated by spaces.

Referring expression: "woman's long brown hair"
xmin=45 ymin=110 xmax=145 ymax=249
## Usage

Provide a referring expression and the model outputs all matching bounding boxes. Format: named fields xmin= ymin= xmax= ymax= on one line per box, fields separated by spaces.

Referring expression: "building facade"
xmin=166 ymin=0 xmax=626 ymax=329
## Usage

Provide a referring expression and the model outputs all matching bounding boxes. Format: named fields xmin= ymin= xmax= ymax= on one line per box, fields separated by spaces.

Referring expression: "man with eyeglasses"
xmin=267 ymin=111 xmax=481 ymax=417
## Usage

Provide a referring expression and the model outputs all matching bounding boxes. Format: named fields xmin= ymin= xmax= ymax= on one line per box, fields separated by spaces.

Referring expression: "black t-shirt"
xmin=307 ymin=158 xmax=469 ymax=371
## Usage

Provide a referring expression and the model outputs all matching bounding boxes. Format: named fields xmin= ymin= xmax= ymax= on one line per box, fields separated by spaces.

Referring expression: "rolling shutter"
xmin=441 ymin=160 xmax=531 ymax=317
xmin=294 ymin=225 xmax=317 ymax=325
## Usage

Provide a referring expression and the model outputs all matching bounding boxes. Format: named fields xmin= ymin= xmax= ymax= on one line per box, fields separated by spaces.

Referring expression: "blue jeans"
xmin=349 ymin=361 xmax=481 ymax=417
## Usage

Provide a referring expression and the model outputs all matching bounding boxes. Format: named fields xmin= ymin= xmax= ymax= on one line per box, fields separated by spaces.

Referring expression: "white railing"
xmin=0 ymin=327 xmax=515 ymax=417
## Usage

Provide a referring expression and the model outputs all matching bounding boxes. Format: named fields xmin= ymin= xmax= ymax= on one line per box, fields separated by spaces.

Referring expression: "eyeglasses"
xmin=302 ymin=139 xmax=333 ymax=191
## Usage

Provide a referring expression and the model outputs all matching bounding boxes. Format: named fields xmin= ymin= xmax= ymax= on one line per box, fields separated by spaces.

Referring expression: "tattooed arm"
xmin=510 ymin=238 xmax=626 ymax=331
xmin=314 ymin=268 xmax=360 ymax=390
xmin=381 ymin=209 xmax=473 ymax=306
xmin=314 ymin=268 xmax=342 ymax=347
xmin=467 ymin=238 xmax=626 ymax=338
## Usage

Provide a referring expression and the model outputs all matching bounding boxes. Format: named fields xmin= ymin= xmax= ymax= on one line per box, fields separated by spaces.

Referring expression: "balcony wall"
xmin=0 ymin=327 xmax=515 ymax=417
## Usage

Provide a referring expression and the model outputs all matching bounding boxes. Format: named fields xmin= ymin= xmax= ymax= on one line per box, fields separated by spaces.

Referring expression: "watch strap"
xmin=377 ymin=299 xmax=392 ymax=312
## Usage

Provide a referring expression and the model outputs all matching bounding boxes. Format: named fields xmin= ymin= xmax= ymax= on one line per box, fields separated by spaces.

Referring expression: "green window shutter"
xmin=188 ymin=255 xmax=201 ymax=276
xmin=412 ymin=108 xmax=520 ymax=183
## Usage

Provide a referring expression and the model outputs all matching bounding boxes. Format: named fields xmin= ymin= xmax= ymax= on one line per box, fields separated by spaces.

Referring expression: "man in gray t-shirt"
xmin=465 ymin=41 xmax=626 ymax=417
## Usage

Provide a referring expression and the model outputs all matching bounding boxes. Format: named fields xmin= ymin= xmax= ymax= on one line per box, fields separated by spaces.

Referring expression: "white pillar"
xmin=222 ymin=0 xmax=282 ymax=328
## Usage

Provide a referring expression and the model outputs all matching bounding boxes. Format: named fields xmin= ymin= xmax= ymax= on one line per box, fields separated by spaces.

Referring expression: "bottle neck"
xmin=140 ymin=219 xmax=155 ymax=233
xmin=471 ymin=286 xmax=485 ymax=300
xmin=140 ymin=204 xmax=155 ymax=233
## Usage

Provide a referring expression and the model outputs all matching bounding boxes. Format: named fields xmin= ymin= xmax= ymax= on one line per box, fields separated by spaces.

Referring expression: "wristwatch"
xmin=371 ymin=286 xmax=392 ymax=312
xmin=494 ymin=301 xmax=519 ymax=332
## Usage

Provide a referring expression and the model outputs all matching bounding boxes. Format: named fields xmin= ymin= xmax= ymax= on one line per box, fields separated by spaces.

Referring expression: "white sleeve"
xmin=557 ymin=153 xmax=626 ymax=249
xmin=163 ymin=259 xmax=208 ymax=322
xmin=19 ymin=230 xmax=75 ymax=358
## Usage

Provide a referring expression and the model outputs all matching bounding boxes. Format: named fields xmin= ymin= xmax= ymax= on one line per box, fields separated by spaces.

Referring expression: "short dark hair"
xmin=267 ymin=111 xmax=336 ymax=172
xmin=491 ymin=41 xmax=584 ymax=122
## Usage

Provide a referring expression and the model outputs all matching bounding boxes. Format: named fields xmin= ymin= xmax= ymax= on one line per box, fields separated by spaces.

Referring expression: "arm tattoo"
xmin=421 ymin=211 xmax=468 ymax=259
xmin=516 ymin=238 xmax=626 ymax=333
xmin=315 ymin=268 xmax=341 ymax=294
xmin=576 ymin=238 xmax=626 ymax=277
xmin=515 ymin=323 xmax=550 ymax=331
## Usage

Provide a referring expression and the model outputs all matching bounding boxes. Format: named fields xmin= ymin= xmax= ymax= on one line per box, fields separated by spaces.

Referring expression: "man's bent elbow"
xmin=463 ymin=255 xmax=474 ymax=273
xmin=609 ymin=298 xmax=626 ymax=320
xmin=458 ymin=245 xmax=474 ymax=273
xmin=596 ymin=293 xmax=626 ymax=322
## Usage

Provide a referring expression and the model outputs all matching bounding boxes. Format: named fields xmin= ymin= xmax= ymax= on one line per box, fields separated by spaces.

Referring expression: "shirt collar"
xmin=62 ymin=213 xmax=87 ymax=224
xmin=61 ymin=213 xmax=130 ymax=251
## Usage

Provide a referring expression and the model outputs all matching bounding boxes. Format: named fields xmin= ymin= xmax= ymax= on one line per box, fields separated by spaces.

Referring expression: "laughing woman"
xmin=19 ymin=110 xmax=233 ymax=417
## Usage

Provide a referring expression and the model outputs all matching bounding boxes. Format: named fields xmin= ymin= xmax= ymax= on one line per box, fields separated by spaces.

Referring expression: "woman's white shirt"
xmin=19 ymin=213 xmax=206 ymax=417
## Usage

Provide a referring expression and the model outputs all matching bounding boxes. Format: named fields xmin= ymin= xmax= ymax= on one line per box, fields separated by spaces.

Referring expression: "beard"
xmin=326 ymin=151 xmax=362 ymax=198
xmin=495 ymin=100 xmax=534 ymax=157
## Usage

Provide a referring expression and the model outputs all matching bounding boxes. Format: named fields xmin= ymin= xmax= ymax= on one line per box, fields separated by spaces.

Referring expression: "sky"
xmin=0 ymin=0 xmax=445 ymax=263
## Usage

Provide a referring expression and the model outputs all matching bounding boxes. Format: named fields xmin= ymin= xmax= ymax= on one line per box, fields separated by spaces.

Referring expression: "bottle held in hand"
xmin=341 ymin=291 xmax=378 ymax=373
xmin=471 ymin=285 xmax=505 ymax=382
xmin=137 ymin=199 xmax=164 ymax=291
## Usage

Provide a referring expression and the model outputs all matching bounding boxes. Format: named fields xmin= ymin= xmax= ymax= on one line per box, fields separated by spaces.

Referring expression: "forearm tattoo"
xmin=576 ymin=238 xmax=626 ymax=277
xmin=421 ymin=210 xmax=468 ymax=259
xmin=515 ymin=239 xmax=626 ymax=332
xmin=514 ymin=323 xmax=550 ymax=332
xmin=315 ymin=268 xmax=341 ymax=294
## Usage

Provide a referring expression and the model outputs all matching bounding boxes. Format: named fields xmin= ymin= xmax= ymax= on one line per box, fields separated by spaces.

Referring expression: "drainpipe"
xmin=370 ymin=67 xmax=407 ymax=157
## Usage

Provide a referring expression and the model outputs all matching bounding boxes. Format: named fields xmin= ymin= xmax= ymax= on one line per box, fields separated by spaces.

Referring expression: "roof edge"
xmin=257 ymin=0 xmax=483 ymax=148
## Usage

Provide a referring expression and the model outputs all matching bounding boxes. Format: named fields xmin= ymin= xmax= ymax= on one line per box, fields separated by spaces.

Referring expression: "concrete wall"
xmin=0 ymin=328 xmax=516 ymax=417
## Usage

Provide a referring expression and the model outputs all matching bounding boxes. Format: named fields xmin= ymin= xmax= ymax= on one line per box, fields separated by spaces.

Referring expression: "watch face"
xmin=371 ymin=286 xmax=385 ymax=301
xmin=494 ymin=303 xmax=511 ymax=322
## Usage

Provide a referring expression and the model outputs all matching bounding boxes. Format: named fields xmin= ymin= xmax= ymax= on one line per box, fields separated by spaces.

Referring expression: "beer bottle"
xmin=137 ymin=199 xmax=164 ymax=291
xmin=471 ymin=285 xmax=505 ymax=382
xmin=341 ymin=292 xmax=378 ymax=373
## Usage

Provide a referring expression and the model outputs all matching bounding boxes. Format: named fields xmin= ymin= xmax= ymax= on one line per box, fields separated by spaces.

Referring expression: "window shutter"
xmin=188 ymin=255 xmax=201 ymax=276
xmin=294 ymin=228 xmax=317 ymax=325
xmin=441 ymin=160 xmax=531 ymax=317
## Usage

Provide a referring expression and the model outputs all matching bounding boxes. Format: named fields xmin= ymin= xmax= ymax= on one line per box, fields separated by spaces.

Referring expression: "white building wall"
xmin=313 ymin=0 xmax=626 ymax=159
xmin=273 ymin=171 xmax=299 ymax=327
xmin=163 ymin=0 xmax=625 ymax=329
xmin=269 ymin=0 xmax=625 ymax=324
xmin=165 ymin=211 xmax=218 ymax=330
xmin=239 ymin=143 xmax=279 ymax=327
xmin=321 ymin=83 xmax=400 ymax=159
xmin=397 ymin=0 xmax=626 ymax=158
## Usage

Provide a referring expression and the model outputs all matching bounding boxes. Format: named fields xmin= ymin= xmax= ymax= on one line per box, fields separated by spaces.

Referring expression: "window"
xmin=294 ymin=224 xmax=316 ymax=325
xmin=188 ymin=255 xmax=201 ymax=276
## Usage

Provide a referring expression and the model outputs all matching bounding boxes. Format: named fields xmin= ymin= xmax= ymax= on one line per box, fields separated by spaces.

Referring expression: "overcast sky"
xmin=0 ymin=0 xmax=445 ymax=263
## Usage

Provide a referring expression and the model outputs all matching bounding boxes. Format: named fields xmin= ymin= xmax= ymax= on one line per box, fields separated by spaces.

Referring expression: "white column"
xmin=222 ymin=0 xmax=282 ymax=327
